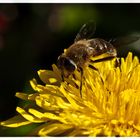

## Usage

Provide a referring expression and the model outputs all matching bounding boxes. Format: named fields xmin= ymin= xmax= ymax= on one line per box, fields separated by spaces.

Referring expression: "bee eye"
xmin=64 ymin=58 xmax=77 ymax=72
xmin=57 ymin=56 xmax=77 ymax=72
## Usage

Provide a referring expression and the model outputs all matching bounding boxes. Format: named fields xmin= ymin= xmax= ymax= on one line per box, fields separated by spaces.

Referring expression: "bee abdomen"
xmin=89 ymin=38 xmax=116 ymax=56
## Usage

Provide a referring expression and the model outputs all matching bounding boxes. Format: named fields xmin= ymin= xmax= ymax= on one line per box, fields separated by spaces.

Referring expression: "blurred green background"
xmin=0 ymin=3 xmax=140 ymax=136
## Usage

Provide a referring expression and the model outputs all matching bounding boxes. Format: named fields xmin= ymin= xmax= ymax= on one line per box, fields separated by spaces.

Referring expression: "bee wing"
xmin=110 ymin=35 xmax=140 ymax=47
xmin=74 ymin=20 xmax=96 ymax=42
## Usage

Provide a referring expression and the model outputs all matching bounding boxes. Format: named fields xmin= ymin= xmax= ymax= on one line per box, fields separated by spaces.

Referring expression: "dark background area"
xmin=0 ymin=3 xmax=140 ymax=136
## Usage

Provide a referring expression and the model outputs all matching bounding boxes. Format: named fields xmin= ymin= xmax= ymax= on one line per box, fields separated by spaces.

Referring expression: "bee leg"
xmin=89 ymin=65 xmax=105 ymax=84
xmin=89 ymin=65 xmax=98 ymax=71
xmin=61 ymin=70 xmax=64 ymax=82
xmin=79 ymin=67 xmax=83 ymax=97
xmin=61 ymin=74 xmax=64 ymax=82
xmin=115 ymin=58 xmax=120 ymax=67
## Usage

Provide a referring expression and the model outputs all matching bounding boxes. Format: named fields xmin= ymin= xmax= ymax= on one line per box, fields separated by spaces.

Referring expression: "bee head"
xmin=57 ymin=55 xmax=77 ymax=75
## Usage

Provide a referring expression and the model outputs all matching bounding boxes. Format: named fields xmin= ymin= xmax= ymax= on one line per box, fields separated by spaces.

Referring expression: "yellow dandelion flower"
xmin=1 ymin=52 xmax=140 ymax=136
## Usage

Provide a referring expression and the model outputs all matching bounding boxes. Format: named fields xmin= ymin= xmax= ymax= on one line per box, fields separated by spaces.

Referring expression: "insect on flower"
xmin=57 ymin=21 xmax=139 ymax=97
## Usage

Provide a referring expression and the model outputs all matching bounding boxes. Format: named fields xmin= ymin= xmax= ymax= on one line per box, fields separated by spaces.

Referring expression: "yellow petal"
xmin=16 ymin=92 xmax=38 ymax=101
xmin=28 ymin=108 xmax=45 ymax=119
xmin=38 ymin=123 xmax=73 ymax=136
xmin=1 ymin=115 xmax=31 ymax=127
xmin=16 ymin=107 xmax=44 ymax=123
xmin=16 ymin=92 xmax=29 ymax=100
xmin=38 ymin=70 xmax=58 ymax=84
xmin=59 ymin=84 xmax=81 ymax=110
xmin=30 ymin=78 xmax=38 ymax=91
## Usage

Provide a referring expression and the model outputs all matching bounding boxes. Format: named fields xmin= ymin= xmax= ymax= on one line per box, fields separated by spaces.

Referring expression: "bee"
xmin=57 ymin=21 xmax=138 ymax=97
